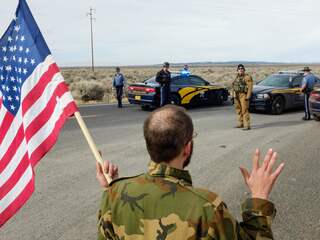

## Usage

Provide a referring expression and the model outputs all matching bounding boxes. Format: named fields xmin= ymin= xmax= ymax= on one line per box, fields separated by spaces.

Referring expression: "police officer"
xmin=112 ymin=67 xmax=126 ymax=108
xmin=301 ymin=66 xmax=317 ymax=120
xmin=155 ymin=62 xmax=171 ymax=107
xmin=96 ymin=105 xmax=284 ymax=240
xmin=180 ymin=64 xmax=191 ymax=77
xmin=232 ymin=64 xmax=253 ymax=130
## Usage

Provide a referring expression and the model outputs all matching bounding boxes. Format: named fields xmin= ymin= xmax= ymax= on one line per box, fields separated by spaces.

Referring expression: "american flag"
xmin=0 ymin=0 xmax=78 ymax=226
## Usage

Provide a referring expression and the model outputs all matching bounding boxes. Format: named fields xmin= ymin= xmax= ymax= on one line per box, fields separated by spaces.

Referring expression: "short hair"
xmin=143 ymin=105 xmax=193 ymax=163
xmin=237 ymin=64 xmax=245 ymax=70
xmin=116 ymin=67 xmax=120 ymax=71
xmin=163 ymin=62 xmax=170 ymax=68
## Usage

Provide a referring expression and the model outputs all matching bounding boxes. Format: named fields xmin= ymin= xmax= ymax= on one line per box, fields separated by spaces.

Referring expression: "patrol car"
xmin=249 ymin=71 xmax=305 ymax=114
xmin=127 ymin=74 xmax=228 ymax=109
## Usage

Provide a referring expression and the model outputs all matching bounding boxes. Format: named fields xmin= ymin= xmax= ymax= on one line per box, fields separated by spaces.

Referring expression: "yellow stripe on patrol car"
xmin=271 ymin=88 xmax=301 ymax=94
xmin=178 ymin=86 xmax=224 ymax=105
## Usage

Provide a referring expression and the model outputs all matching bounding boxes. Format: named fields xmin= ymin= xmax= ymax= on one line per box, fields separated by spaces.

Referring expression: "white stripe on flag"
xmin=0 ymin=111 xmax=23 ymax=160
xmin=0 ymin=106 xmax=6 ymax=127
xmin=0 ymin=139 xmax=27 ymax=187
xmin=0 ymin=165 xmax=33 ymax=213
xmin=23 ymin=72 xmax=64 ymax=128
xmin=27 ymin=92 xmax=74 ymax=155
xmin=21 ymin=55 xmax=55 ymax=100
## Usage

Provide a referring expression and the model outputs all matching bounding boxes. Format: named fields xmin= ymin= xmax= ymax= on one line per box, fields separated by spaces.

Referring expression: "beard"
xmin=183 ymin=141 xmax=193 ymax=168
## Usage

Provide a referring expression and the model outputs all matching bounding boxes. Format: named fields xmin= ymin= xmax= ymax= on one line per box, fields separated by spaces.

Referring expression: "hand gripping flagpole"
xmin=74 ymin=111 xmax=112 ymax=184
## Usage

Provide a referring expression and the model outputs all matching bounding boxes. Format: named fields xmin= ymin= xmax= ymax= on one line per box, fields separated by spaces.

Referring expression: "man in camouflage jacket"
xmin=232 ymin=64 xmax=253 ymax=130
xmin=96 ymin=105 xmax=284 ymax=240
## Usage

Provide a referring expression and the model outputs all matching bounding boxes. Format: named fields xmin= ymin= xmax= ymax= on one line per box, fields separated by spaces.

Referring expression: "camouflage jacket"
xmin=232 ymin=74 xmax=253 ymax=98
xmin=98 ymin=161 xmax=276 ymax=240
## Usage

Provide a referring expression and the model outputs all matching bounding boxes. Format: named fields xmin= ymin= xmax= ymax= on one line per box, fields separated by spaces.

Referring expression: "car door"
xmin=291 ymin=75 xmax=304 ymax=107
xmin=189 ymin=76 xmax=210 ymax=103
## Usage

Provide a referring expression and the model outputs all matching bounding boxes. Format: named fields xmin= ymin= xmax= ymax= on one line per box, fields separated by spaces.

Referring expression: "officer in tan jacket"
xmin=232 ymin=64 xmax=253 ymax=130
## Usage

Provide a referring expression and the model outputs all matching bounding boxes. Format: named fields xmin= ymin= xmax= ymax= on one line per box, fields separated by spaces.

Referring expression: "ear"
xmin=183 ymin=141 xmax=192 ymax=157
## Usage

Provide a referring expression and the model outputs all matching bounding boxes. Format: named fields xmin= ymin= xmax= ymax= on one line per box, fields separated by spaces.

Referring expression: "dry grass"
xmin=61 ymin=64 xmax=320 ymax=104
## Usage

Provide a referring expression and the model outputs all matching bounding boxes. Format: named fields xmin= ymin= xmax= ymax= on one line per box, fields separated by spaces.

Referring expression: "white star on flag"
xmin=14 ymin=25 xmax=20 ymax=32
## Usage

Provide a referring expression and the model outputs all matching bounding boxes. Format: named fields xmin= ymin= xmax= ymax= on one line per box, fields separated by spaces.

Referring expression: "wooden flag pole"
xmin=74 ymin=111 xmax=112 ymax=184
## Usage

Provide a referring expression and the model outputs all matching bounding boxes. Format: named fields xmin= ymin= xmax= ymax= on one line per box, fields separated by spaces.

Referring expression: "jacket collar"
xmin=147 ymin=161 xmax=192 ymax=185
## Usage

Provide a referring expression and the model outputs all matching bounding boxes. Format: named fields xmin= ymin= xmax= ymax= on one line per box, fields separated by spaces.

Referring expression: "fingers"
xmin=103 ymin=160 xmax=110 ymax=174
xmin=262 ymin=149 xmax=273 ymax=170
xmin=239 ymin=166 xmax=250 ymax=185
xmin=252 ymin=149 xmax=260 ymax=172
xmin=96 ymin=161 xmax=103 ymax=175
xmin=271 ymin=162 xmax=285 ymax=181
xmin=267 ymin=152 xmax=277 ymax=174
xmin=109 ymin=163 xmax=118 ymax=179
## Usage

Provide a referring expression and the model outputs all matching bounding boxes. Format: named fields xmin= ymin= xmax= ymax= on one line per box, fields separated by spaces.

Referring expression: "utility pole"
xmin=87 ymin=7 xmax=95 ymax=73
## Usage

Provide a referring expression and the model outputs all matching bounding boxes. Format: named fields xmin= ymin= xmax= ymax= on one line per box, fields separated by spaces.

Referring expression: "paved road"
xmin=1 ymin=103 xmax=320 ymax=239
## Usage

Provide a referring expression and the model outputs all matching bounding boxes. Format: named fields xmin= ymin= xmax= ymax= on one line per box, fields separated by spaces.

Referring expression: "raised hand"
xmin=96 ymin=160 xmax=119 ymax=188
xmin=239 ymin=149 xmax=285 ymax=200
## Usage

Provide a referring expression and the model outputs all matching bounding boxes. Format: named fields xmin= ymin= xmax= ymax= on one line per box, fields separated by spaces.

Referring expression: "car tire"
xmin=215 ymin=91 xmax=223 ymax=105
xmin=271 ymin=96 xmax=285 ymax=115
xmin=141 ymin=105 xmax=150 ymax=111
xmin=170 ymin=94 xmax=181 ymax=105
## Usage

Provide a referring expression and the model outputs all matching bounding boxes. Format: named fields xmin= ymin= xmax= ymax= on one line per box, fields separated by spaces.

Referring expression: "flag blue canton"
xmin=0 ymin=0 xmax=51 ymax=116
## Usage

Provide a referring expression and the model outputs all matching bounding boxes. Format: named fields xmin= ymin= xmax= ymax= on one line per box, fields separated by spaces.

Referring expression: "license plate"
xmin=135 ymin=95 xmax=141 ymax=100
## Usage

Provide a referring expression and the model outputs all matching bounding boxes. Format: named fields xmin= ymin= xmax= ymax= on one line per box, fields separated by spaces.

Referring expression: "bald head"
xmin=143 ymin=105 xmax=193 ymax=163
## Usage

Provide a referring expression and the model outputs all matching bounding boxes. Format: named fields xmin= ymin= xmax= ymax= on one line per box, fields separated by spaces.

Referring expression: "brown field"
xmin=61 ymin=64 xmax=320 ymax=104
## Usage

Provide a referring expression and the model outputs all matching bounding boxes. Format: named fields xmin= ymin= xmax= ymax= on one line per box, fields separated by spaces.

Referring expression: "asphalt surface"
xmin=1 ymin=102 xmax=320 ymax=239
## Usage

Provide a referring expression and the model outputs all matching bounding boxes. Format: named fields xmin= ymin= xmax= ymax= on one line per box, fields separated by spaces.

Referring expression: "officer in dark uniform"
xmin=301 ymin=66 xmax=317 ymax=120
xmin=155 ymin=62 xmax=171 ymax=107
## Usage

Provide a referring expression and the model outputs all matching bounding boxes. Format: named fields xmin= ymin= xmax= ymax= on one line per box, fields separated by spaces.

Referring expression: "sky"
xmin=1 ymin=0 xmax=320 ymax=66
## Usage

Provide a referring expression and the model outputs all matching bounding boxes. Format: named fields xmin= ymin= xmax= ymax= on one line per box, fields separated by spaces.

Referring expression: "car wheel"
xmin=215 ymin=91 xmax=223 ymax=105
xmin=170 ymin=94 xmax=181 ymax=105
xmin=141 ymin=105 xmax=150 ymax=111
xmin=271 ymin=96 xmax=284 ymax=115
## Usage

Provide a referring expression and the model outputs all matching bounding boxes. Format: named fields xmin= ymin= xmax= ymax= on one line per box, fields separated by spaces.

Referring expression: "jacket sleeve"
xmin=211 ymin=198 xmax=276 ymax=239
xmin=155 ymin=71 xmax=162 ymax=84
xmin=245 ymin=75 xmax=253 ymax=99
xmin=97 ymin=190 xmax=116 ymax=240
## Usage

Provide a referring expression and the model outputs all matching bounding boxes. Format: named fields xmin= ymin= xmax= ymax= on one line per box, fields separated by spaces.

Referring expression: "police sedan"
xmin=249 ymin=71 xmax=305 ymax=114
xmin=127 ymin=74 xmax=228 ymax=109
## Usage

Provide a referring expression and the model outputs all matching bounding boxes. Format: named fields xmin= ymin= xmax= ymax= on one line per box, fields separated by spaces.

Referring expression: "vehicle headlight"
xmin=256 ymin=93 xmax=270 ymax=99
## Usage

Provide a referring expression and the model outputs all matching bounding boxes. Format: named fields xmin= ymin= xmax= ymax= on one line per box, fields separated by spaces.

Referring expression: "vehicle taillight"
xmin=145 ymin=88 xmax=156 ymax=93
xmin=310 ymin=92 xmax=320 ymax=101
xmin=128 ymin=86 xmax=134 ymax=91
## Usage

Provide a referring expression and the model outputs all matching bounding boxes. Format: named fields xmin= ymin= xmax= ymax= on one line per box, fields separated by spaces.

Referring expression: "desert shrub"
xmin=70 ymin=80 xmax=105 ymax=102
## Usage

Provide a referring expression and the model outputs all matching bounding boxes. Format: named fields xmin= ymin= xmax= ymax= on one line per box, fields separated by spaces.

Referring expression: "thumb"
xmin=239 ymin=166 xmax=250 ymax=184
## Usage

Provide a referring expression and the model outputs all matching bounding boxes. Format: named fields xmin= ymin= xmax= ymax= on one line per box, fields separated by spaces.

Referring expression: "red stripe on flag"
xmin=0 ymin=126 xmax=24 ymax=173
xmin=29 ymin=102 xmax=77 ymax=167
xmin=0 ymin=175 xmax=34 ymax=227
xmin=24 ymin=82 xmax=69 ymax=142
xmin=0 ymin=111 xmax=15 ymax=146
xmin=0 ymin=153 xmax=29 ymax=199
xmin=22 ymin=63 xmax=59 ymax=115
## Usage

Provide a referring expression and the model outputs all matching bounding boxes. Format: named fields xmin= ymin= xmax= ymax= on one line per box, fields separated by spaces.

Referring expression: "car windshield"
xmin=257 ymin=75 xmax=290 ymax=87
xmin=144 ymin=77 xmax=156 ymax=84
